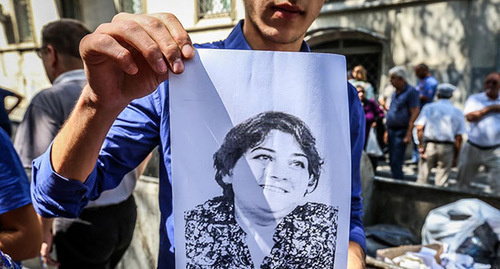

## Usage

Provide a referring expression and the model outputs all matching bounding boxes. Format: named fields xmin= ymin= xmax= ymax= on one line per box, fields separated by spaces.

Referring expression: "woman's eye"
xmin=254 ymin=154 xmax=272 ymax=162
xmin=291 ymin=160 xmax=305 ymax=169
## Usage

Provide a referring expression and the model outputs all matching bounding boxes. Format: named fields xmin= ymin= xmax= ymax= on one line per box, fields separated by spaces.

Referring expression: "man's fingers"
xmin=116 ymin=13 xmax=195 ymax=59
xmin=111 ymin=13 xmax=194 ymax=74
xmin=93 ymin=22 xmax=168 ymax=74
xmin=40 ymin=242 xmax=59 ymax=266
xmin=151 ymin=13 xmax=195 ymax=59
xmin=80 ymin=31 xmax=139 ymax=75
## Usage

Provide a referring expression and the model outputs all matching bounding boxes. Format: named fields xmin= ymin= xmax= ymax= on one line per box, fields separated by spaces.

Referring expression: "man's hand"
xmin=39 ymin=217 xmax=58 ymax=267
xmin=40 ymin=230 xmax=58 ymax=267
xmin=80 ymin=12 xmax=195 ymax=111
xmin=419 ymin=146 xmax=426 ymax=160
xmin=348 ymin=241 xmax=366 ymax=268
xmin=52 ymin=13 xmax=195 ymax=180
xmin=403 ymin=132 xmax=412 ymax=144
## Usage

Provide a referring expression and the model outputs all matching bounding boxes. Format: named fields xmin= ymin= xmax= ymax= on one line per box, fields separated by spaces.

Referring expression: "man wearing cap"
xmin=457 ymin=72 xmax=500 ymax=192
xmin=415 ymin=83 xmax=466 ymax=186
xmin=384 ymin=66 xmax=420 ymax=179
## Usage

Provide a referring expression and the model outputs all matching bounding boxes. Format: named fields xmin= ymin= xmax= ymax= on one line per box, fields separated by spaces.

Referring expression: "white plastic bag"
xmin=421 ymin=199 xmax=500 ymax=252
xmin=366 ymin=127 xmax=383 ymax=157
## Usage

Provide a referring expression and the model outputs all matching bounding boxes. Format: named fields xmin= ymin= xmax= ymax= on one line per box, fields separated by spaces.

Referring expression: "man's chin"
xmin=264 ymin=31 xmax=303 ymax=45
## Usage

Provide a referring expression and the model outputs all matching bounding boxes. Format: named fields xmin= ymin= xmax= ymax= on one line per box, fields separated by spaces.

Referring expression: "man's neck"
xmin=396 ymin=84 xmax=407 ymax=93
xmin=242 ymin=20 xmax=304 ymax=52
xmin=486 ymin=93 xmax=499 ymax=100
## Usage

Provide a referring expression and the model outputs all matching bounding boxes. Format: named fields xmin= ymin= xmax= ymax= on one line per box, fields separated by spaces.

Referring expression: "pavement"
xmin=374 ymin=155 xmax=493 ymax=194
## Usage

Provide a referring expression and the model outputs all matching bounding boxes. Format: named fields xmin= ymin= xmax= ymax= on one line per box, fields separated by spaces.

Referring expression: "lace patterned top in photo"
xmin=184 ymin=196 xmax=338 ymax=268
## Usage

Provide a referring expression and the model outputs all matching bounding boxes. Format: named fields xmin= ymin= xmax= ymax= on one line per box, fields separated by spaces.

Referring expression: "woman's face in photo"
xmin=230 ymin=130 xmax=313 ymax=218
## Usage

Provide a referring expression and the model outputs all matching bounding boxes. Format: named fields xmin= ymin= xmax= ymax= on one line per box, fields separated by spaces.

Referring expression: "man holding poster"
xmin=30 ymin=0 xmax=366 ymax=268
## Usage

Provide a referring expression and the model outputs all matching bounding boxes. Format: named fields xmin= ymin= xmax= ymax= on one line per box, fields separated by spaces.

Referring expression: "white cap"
xmin=437 ymin=83 xmax=456 ymax=98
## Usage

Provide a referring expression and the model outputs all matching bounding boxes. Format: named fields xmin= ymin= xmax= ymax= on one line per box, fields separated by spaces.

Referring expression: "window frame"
xmin=196 ymin=0 xmax=234 ymax=20
xmin=0 ymin=0 xmax=36 ymax=47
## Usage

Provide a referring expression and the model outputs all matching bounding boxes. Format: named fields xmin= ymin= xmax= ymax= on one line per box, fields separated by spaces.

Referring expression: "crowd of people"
xmin=354 ymin=64 xmax=500 ymax=192
xmin=1 ymin=1 xmax=365 ymax=268
xmin=0 ymin=0 xmax=498 ymax=267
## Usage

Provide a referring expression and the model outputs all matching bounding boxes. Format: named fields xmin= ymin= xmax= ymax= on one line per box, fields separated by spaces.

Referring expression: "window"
xmin=57 ymin=0 xmax=81 ymax=20
xmin=116 ymin=0 xmax=143 ymax=14
xmin=13 ymin=0 xmax=33 ymax=43
xmin=0 ymin=0 xmax=34 ymax=44
xmin=197 ymin=0 xmax=232 ymax=19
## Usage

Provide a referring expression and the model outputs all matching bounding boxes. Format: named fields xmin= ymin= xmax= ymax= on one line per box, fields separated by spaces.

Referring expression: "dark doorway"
xmin=310 ymin=38 xmax=383 ymax=95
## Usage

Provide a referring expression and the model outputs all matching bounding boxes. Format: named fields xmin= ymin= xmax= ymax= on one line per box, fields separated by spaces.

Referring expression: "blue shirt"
xmin=386 ymin=84 xmax=420 ymax=129
xmin=31 ymin=20 xmax=366 ymax=268
xmin=0 ymin=249 xmax=21 ymax=269
xmin=416 ymin=75 xmax=438 ymax=108
xmin=0 ymin=128 xmax=31 ymax=216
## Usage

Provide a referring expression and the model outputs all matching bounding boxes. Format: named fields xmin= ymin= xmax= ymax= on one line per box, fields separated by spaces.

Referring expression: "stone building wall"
xmin=309 ymin=0 xmax=500 ymax=106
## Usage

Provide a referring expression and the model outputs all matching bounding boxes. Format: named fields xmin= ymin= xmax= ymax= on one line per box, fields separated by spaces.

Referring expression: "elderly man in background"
xmin=415 ymin=83 xmax=466 ymax=186
xmin=384 ymin=66 xmax=420 ymax=179
xmin=457 ymin=72 xmax=500 ymax=192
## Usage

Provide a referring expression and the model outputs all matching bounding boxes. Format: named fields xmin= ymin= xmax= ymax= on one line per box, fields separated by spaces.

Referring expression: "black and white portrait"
xmin=184 ymin=111 xmax=338 ymax=268
xmin=170 ymin=49 xmax=351 ymax=268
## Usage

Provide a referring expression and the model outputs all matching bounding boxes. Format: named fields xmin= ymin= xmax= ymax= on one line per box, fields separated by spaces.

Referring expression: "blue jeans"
xmin=388 ymin=128 xmax=407 ymax=179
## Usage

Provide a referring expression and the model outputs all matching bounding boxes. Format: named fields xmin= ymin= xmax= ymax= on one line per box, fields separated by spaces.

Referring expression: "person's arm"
xmin=404 ymin=106 xmax=419 ymax=144
xmin=416 ymin=125 xmax=425 ymax=159
xmin=453 ymin=134 xmax=463 ymax=167
xmin=414 ymin=108 xmax=426 ymax=158
xmin=49 ymin=13 xmax=194 ymax=182
xmin=136 ymin=152 xmax=153 ymax=178
xmin=378 ymin=96 xmax=390 ymax=112
xmin=5 ymin=91 xmax=23 ymax=115
xmin=347 ymin=84 xmax=366 ymax=268
xmin=38 ymin=216 xmax=58 ymax=267
xmin=32 ymin=85 xmax=165 ymax=218
xmin=465 ymin=104 xmax=500 ymax=122
xmin=0 ymin=204 xmax=42 ymax=261
xmin=419 ymin=93 xmax=431 ymax=103
xmin=348 ymin=241 xmax=366 ymax=268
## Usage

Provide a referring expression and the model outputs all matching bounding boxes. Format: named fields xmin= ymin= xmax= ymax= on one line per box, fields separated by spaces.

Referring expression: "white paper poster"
xmin=170 ymin=49 xmax=351 ymax=269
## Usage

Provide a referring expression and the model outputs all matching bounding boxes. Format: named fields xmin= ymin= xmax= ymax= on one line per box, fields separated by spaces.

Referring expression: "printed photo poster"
xmin=170 ymin=49 xmax=351 ymax=269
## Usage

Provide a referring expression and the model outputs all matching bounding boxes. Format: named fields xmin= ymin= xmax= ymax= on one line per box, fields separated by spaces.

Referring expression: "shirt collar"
xmin=437 ymin=99 xmax=452 ymax=104
xmin=395 ymin=83 xmax=409 ymax=95
xmin=52 ymin=69 xmax=86 ymax=86
xmin=224 ymin=20 xmax=311 ymax=52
